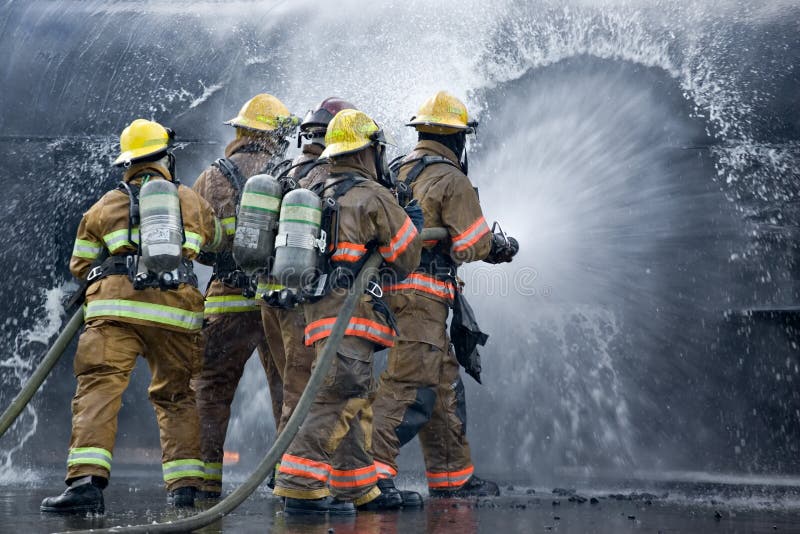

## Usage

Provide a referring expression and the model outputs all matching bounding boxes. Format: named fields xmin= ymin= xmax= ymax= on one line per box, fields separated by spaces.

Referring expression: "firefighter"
xmin=40 ymin=119 xmax=222 ymax=514
xmin=191 ymin=93 xmax=298 ymax=498
xmin=371 ymin=91 xmax=518 ymax=498
xmin=259 ymin=97 xmax=354 ymax=438
xmin=272 ymin=109 xmax=422 ymax=514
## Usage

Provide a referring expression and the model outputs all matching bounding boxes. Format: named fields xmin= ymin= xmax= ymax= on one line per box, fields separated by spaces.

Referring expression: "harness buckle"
xmin=366 ymin=280 xmax=383 ymax=299
xmin=86 ymin=265 xmax=103 ymax=282
xmin=316 ymin=229 xmax=328 ymax=254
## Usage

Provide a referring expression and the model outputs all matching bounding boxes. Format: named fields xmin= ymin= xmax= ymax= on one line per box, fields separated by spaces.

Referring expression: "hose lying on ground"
xmin=58 ymin=226 xmax=448 ymax=534
xmin=0 ymin=308 xmax=85 ymax=439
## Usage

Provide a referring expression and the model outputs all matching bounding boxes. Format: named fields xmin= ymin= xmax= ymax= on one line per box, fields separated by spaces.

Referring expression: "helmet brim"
xmin=113 ymin=146 xmax=167 ymax=166
xmin=319 ymin=139 xmax=372 ymax=159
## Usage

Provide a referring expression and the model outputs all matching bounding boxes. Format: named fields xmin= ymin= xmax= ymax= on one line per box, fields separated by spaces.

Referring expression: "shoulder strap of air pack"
xmin=118 ymin=180 xmax=141 ymax=251
xmin=264 ymin=157 xmax=293 ymax=178
xmin=212 ymin=157 xmax=246 ymax=203
xmin=396 ymin=155 xmax=460 ymax=205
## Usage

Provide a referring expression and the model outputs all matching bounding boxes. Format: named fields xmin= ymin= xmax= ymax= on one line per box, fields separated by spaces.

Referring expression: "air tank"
xmin=271 ymin=187 xmax=323 ymax=288
xmin=233 ymin=173 xmax=283 ymax=274
xmin=138 ymin=178 xmax=183 ymax=273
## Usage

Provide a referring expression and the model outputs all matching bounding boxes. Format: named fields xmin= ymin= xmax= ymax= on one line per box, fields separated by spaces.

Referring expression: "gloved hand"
xmin=195 ymin=250 xmax=217 ymax=266
xmin=404 ymin=199 xmax=424 ymax=233
xmin=484 ymin=233 xmax=519 ymax=264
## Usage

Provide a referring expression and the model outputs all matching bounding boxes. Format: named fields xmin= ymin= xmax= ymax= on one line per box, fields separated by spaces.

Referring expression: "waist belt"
xmin=86 ymin=256 xmax=133 ymax=284
xmin=87 ymin=255 xmax=198 ymax=290
xmin=212 ymin=250 xmax=253 ymax=291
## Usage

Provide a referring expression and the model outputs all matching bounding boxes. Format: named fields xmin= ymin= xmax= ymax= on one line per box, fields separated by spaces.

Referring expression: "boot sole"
xmin=40 ymin=504 xmax=104 ymax=515
xmin=284 ymin=506 xmax=356 ymax=516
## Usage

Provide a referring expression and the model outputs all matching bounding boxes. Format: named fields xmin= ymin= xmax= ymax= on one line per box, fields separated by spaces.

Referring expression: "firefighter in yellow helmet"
xmin=41 ymin=119 xmax=223 ymax=514
xmin=371 ymin=91 xmax=518 ymax=498
xmin=191 ymin=93 xmax=299 ymax=498
xmin=272 ymin=109 xmax=422 ymax=514
xmin=259 ymin=98 xmax=355 ymax=442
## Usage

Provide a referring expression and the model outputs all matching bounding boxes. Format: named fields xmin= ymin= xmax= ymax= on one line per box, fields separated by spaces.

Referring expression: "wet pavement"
xmin=4 ymin=471 xmax=800 ymax=533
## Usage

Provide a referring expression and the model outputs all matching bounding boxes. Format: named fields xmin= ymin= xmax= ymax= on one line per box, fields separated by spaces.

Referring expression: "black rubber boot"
xmin=357 ymin=478 xmax=403 ymax=511
xmin=167 ymin=486 xmax=197 ymax=507
xmin=284 ymin=496 xmax=356 ymax=515
xmin=196 ymin=488 xmax=221 ymax=500
xmin=40 ymin=480 xmax=105 ymax=515
xmin=399 ymin=489 xmax=424 ymax=508
xmin=429 ymin=475 xmax=500 ymax=498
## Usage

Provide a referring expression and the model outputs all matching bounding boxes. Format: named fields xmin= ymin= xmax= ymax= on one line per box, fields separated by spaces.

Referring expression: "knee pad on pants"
xmin=396 ymin=386 xmax=436 ymax=446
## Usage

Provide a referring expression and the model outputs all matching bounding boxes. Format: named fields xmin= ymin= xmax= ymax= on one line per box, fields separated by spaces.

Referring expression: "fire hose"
xmin=0 ymin=308 xmax=85 ymax=438
xmin=0 ymin=227 xmax=447 ymax=533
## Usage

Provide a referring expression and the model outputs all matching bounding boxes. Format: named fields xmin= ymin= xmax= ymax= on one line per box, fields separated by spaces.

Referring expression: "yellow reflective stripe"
xmin=208 ymin=218 xmax=223 ymax=251
xmin=221 ymin=217 xmax=236 ymax=236
xmin=72 ymin=239 xmax=103 ymax=259
xmin=68 ymin=447 xmax=113 ymax=471
xmin=103 ymin=228 xmax=139 ymax=253
xmin=183 ymin=231 xmax=203 ymax=253
xmin=163 ymin=458 xmax=205 ymax=481
xmin=241 ymin=190 xmax=280 ymax=213
xmin=85 ymin=299 xmax=204 ymax=330
xmin=204 ymin=462 xmax=223 ymax=481
xmin=204 ymin=295 xmax=259 ymax=315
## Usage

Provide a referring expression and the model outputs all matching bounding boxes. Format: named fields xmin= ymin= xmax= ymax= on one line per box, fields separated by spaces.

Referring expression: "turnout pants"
xmin=371 ymin=293 xmax=475 ymax=490
xmin=193 ymin=310 xmax=283 ymax=493
xmin=66 ymin=319 xmax=204 ymax=491
xmin=273 ymin=337 xmax=380 ymax=505
xmin=260 ymin=305 xmax=316 ymax=433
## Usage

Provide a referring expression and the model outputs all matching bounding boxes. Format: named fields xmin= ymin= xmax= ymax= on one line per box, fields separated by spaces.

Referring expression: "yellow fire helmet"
xmin=320 ymin=109 xmax=389 ymax=159
xmin=406 ymin=91 xmax=477 ymax=134
xmin=113 ymin=118 xmax=173 ymax=166
xmin=225 ymin=93 xmax=298 ymax=133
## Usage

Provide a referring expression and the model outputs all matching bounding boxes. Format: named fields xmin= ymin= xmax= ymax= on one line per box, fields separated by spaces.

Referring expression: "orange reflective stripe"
xmin=305 ymin=317 xmax=395 ymax=347
xmin=384 ymin=273 xmax=455 ymax=300
xmin=379 ymin=218 xmax=418 ymax=262
xmin=329 ymin=464 xmax=378 ymax=488
xmin=452 ymin=216 xmax=489 ymax=252
xmin=426 ymin=465 xmax=474 ymax=488
xmin=279 ymin=454 xmax=331 ymax=483
xmin=374 ymin=460 xmax=397 ymax=479
xmin=331 ymin=241 xmax=367 ymax=263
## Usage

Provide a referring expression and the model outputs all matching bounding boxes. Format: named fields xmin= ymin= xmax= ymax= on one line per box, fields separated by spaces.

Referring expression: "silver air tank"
xmin=138 ymin=178 xmax=183 ymax=273
xmin=233 ymin=174 xmax=283 ymax=274
xmin=271 ymin=188 xmax=324 ymax=288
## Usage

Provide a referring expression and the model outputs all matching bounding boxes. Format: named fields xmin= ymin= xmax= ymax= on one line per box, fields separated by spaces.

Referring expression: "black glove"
xmin=404 ymin=199 xmax=424 ymax=233
xmin=484 ymin=233 xmax=519 ymax=264
xmin=195 ymin=250 xmax=217 ymax=266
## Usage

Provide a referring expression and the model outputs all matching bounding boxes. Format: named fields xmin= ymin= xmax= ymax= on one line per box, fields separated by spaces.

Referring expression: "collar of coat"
xmin=413 ymin=139 xmax=460 ymax=165
xmin=123 ymin=161 xmax=172 ymax=184
xmin=302 ymin=142 xmax=324 ymax=158
xmin=329 ymin=147 xmax=377 ymax=182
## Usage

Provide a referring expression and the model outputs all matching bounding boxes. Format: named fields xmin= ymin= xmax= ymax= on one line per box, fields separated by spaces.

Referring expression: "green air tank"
xmin=233 ymin=173 xmax=283 ymax=274
xmin=138 ymin=178 xmax=183 ymax=273
xmin=271 ymin=187 xmax=323 ymax=288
